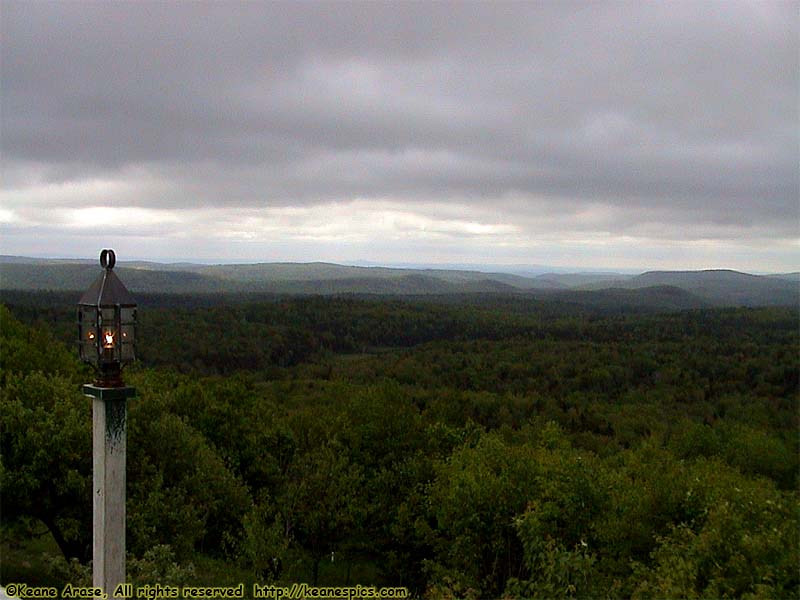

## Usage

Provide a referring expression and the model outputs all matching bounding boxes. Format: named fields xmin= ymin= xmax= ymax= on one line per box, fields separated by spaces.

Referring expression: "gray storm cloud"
xmin=1 ymin=1 xmax=797 ymax=266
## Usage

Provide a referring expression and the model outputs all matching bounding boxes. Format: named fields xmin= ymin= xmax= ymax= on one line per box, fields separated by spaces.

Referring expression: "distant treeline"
xmin=3 ymin=290 xmax=798 ymax=376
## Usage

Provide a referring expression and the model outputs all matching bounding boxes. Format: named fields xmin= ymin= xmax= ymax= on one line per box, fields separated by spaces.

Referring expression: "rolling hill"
xmin=585 ymin=269 xmax=799 ymax=307
xmin=0 ymin=257 xmax=796 ymax=308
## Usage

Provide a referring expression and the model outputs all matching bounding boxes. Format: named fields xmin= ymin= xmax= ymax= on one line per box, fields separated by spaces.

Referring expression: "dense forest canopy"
xmin=1 ymin=291 xmax=798 ymax=598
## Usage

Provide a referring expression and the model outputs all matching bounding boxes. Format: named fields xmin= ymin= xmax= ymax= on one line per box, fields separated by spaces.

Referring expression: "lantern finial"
xmin=100 ymin=249 xmax=116 ymax=270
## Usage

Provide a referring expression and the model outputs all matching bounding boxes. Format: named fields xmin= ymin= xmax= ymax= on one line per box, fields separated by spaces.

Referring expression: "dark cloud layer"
xmin=1 ymin=1 xmax=797 ymax=266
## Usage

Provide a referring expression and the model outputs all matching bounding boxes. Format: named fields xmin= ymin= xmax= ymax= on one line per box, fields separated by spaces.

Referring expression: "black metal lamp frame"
xmin=77 ymin=249 xmax=137 ymax=387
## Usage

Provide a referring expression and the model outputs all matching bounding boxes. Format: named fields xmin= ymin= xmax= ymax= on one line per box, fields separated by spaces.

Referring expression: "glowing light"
xmin=88 ymin=331 xmax=96 ymax=340
xmin=103 ymin=331 xmax=115 ymax=348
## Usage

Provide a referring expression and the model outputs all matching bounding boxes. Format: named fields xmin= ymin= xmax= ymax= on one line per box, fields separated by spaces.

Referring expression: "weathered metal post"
xmin=77 ymin=250 xmax=137 ymax=599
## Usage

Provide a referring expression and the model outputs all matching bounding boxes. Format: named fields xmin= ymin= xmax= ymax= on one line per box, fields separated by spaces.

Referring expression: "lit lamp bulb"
xmin=103 ymin=331 xmax=115 ymax=348
xmin=88 ymin=331 xmax=96 ymax=341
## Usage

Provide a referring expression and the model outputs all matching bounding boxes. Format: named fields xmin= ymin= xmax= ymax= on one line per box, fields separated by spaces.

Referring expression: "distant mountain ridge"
xmin=0 ymin=257 xmax=796 ymax=308
xmin=581 ymin=269 xmax=798 ymax=307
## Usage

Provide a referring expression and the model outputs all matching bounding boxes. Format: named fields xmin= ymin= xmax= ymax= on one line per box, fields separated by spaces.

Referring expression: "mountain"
xmin=1 ymin=258 xmax=796 ymax=308
xmin=0 ymin=263 xmax=231 ymax=294
xmin=534 ymin=272 xmax=632 ymax=289
xmin=767 ymin=272 xmax=800 ymax=283
xmin=590 ymin=269 xmax=798 ymax=307
xmin=538 ymin=285 xmax=709 ymax=312
xmin=163 ymin=261 xmax=547 ymax=289
xmin=0 ymin=260 xmax=532 ymax=296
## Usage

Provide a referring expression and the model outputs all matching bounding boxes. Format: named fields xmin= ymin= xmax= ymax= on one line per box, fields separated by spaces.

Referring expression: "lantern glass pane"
xmin=121 ymin=325 xmax=135 ymax=343
xmin=121 ymin=342 xmax=134 ymax=361
xmin=80 ymin=338 xmax=98 ymax=364
xmin=120 ymin=307 xmax=136 ymax=323
xmin=101 ymin=308 xmax=116 ymax=323
xmin=88 ymin=347 xmax=99 ymax=364
xmin=80 ymin=307 xmax=97 ymax=323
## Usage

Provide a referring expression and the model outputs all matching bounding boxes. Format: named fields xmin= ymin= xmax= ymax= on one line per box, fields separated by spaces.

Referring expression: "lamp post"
xmin=78 ymin=249 xmax=137 ymax=599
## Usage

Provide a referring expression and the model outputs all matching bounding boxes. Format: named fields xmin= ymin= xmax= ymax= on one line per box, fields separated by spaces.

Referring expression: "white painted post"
xmin=85 ymin=385 xmax=135 ymax=600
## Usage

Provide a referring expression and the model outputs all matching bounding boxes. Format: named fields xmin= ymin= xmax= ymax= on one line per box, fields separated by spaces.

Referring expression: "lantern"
xmin=77 ymin=249 xmax=137 ymax=387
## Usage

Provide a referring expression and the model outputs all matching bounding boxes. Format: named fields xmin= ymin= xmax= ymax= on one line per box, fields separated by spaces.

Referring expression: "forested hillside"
xmin=2 ymin=258 xmax=797 ymax=306
xmin=605 ymin=269 xmax=799 ymax=306
xmin=1 ymin=294 xmax=798 ymax=598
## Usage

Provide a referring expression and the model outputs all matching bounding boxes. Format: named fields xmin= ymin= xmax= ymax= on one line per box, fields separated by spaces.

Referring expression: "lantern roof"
xmin=78 ymin=265 xmax=137 ymax=307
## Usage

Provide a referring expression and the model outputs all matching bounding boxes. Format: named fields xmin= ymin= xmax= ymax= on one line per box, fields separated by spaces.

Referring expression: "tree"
xmin=278 ymin=442 xmax=364 ymax=585
xmin=424 ymin=431 xmax=540 ymax=598
xmin=1 ymin=371 xmax=92 ymax=561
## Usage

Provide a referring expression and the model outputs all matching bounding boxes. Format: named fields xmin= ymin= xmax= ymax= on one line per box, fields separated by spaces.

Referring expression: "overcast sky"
xmin=1 ymin=1 xmax=797 ymax=271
